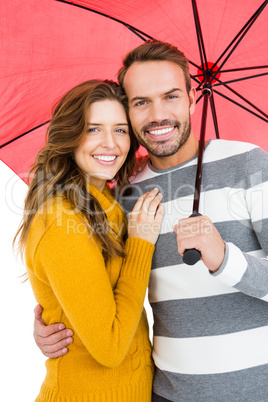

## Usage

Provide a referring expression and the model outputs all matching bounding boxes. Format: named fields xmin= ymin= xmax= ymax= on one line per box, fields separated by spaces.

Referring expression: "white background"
xmin=0 ymin=161 xmax=46 ymax=401
xmin=0 ymin=160 xmax=153 ymax=401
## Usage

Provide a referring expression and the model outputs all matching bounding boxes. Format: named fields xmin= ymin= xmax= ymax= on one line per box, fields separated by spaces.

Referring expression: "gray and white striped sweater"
xmin=119 ymin=139 xmax=268 ymax=402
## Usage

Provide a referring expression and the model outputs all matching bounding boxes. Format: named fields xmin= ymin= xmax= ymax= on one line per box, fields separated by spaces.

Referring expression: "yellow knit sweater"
xmin=25 ymin=184 xmax=155 ymax=401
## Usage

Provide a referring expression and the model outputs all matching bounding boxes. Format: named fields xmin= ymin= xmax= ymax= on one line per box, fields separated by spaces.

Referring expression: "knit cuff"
xmin=121 ymin=238 xmax=155 ymax=281
xmin=211 ymin=242 xmax=248 ymax=287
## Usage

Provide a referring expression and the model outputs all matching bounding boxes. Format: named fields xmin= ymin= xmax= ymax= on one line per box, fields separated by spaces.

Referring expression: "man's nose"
xmin=149 ymin=100 xmax=168 ymax=122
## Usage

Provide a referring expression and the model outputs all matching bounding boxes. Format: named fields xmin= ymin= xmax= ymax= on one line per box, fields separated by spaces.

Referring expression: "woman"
xmin=15 ymin=80 xmax=164 ymax=401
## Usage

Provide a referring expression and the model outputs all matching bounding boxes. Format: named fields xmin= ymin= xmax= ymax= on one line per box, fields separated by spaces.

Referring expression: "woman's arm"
xmin=30 ymin=190 xmax=163 ymax=367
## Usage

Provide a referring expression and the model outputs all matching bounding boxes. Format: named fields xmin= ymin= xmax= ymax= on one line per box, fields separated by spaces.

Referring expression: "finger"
xmin=43 ymin=347 xmax=69 ymax=359
xmin=43 ymin=335 xmax=73 ymax=352
xmin=178 ymin=215 xmax=210 ymax=227
xmin=155 ymin=203 xmax=165 ymax=221
xmin=150 ymin=204 xmax=164 ymax=232
xmin=34 ymin=321 xmax=69 ymax=339
xmin=177 ymin=217 xmax=210 ymax=236
xmin=38 ymin=328 xmax=74 ymax=345
xmin=146 ymin=193 xmax=163 ymax=215
xmin=140 ymin=188 xmax=160 ymax=214
xmin=131 ymin=192 xmax=148 ymax=214
xmin=34 ymin=304 xmax=43 ymax=321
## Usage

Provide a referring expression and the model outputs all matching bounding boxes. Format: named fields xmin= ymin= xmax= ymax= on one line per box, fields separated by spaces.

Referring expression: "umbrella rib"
xmin=196 ymin=94 xmax=203 ymax=104
xmin=213 ymin=90 xmax=268 ymax=123
xmin=209 ymin=93 xmax=220 ymax=139
xmin=56 ymin=1 xmax=202 ymax=85
xmin=55 ymin=0 xmax=154 ymax=41
xmin=126 ymin=26 xmax=149 ymax=42
xmin=193 ymin=66 xmax=268 ymax=78
xmin=210 ymin=0 xmax=268 ymax=81
xmin=3 ymin=0 xmax=204 ymax=150
xmin=213 ymin=72 xmax=268 ymax=87
xmin=0 ymin=121 xmax=51 ymax=150
xmin=214 ymin=77 xmax=268 ymax=119
xmin=56 ymin=1 xmax=203 ymax=71
xmin=220 ymin=66 xmax=268 ymax=73
xmin=191 ymin=0 xmax=208 ymax=73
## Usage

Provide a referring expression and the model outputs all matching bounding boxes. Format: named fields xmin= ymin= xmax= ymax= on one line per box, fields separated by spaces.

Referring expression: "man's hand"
xmin=173 ymin=215 xmax=225 ymax=272
xmin=34 ymin=304 xmax=74 ymax=359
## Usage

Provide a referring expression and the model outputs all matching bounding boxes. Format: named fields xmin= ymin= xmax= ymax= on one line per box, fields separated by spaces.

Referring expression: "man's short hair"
xmin=118 ymin=40 xmax=191 ymax=93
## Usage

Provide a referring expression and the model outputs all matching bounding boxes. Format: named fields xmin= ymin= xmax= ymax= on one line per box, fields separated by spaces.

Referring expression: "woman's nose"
xmin=102 ymin=131 xmax=115 ymax=149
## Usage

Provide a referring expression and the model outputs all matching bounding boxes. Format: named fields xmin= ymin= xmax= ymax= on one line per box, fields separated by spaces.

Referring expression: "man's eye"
xmin=135 ymin=100 xmax=147 ymax=106
xmin=167 ymin=95 xmax=178 ymax=100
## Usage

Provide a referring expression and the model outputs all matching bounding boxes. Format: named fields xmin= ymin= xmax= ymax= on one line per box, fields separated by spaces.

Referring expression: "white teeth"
xmin=93 ymin=155 xmax=116 ymax=161
xmin=148 ymin=127 xmax=174 ymax=136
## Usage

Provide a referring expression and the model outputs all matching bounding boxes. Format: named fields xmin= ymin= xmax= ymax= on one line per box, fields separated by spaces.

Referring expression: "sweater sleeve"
xmin=212 ymin=147 xmax=268 ymax=301
xmin=32 ymin=212 xmax=154 ymax=368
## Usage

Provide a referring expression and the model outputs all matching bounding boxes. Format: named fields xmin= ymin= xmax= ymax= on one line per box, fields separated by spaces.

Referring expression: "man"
xmin=33 ymin=41 xmax=268 ymax=401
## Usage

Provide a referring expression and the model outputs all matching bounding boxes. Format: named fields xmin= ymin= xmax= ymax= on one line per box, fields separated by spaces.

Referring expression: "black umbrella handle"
xmin=182 ymin=214 xmax=202 ymax=265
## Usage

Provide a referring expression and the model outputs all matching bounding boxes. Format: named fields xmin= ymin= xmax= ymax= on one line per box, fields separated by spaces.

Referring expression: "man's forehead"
xmin=124 ymin=61 xmax=186 ymax=98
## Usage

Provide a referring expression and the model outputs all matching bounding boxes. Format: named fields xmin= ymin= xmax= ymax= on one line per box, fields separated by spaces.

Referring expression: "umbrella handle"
xmin=182 ymin=212 xmax=202 ymax=265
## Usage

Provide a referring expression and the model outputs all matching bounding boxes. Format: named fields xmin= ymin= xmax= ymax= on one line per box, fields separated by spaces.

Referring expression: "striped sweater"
xmin=119 ymin=139 xmax=268 ymax=402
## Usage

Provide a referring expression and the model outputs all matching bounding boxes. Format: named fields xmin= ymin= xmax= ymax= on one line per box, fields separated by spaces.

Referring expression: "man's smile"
xmin=146 ymin=126 xmax=177 ymax=140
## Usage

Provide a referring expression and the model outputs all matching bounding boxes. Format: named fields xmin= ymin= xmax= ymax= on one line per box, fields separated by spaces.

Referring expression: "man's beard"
xmin=134 ymin=116 xmax=191 ymax=158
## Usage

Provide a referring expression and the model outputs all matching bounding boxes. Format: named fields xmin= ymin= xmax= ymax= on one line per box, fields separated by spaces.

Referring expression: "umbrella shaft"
xmin=193 ymin=89 xmax=210 ymax=213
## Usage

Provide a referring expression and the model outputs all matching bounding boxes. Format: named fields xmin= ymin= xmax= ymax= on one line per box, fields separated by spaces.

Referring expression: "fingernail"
xmin=67 ymin=337 xmax=73 ymax=344
xmin=59 ymin=324 xmax=65 ymax=330
xmin=62 ymin=347 xmax=68 ymax=354
xmin=67 ymin=330 xmax=73 ymax=336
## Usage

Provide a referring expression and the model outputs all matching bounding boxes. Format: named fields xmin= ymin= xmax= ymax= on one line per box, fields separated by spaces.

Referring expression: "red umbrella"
xmin=0 ymin=3 xmax=267 ymax=397
xmin=0 ymin=0 xmax=267 ymax=182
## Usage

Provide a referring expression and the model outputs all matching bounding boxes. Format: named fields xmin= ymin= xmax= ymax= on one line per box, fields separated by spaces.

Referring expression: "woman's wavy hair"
xmin=14 ymin=80 xmax=139 ymax=263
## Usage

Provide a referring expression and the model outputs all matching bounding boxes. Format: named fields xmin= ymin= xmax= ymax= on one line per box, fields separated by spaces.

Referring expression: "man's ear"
xmin=189 ymin=87 xmax=196 ymax=116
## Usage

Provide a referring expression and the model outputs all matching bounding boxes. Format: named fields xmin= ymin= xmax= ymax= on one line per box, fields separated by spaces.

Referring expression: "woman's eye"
xmin=87 ymin=128 xmax=99 ymax=133
xmin=115 ymin=128 xmax=128 ymax=134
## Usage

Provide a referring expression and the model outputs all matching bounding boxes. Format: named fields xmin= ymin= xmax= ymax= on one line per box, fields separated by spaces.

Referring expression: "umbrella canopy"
xmin=0 ymin=2 xmax=267 ymax=398
xmin=0 ymin=0 xmax=267 ymax=181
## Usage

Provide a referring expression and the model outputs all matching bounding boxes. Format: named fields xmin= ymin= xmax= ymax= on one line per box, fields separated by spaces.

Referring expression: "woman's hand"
xmin=128 ymin=188 xmax=164 ymax=245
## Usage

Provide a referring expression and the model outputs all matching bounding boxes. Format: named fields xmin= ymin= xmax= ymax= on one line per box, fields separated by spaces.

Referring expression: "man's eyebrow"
xmin=164 ymin=88 xmax=183 ymax=95
xmin=129 ymin=88 xmax=183 ymax=104
xmin=129 ymin=96 xmax=148 ymax=105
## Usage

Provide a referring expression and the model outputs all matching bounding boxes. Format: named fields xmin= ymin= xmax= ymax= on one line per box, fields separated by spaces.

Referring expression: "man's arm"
xmin=174 ymin=146 xmax=268 ymax=300
xmin=34 ymin=304 xmax=73 ymax=359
